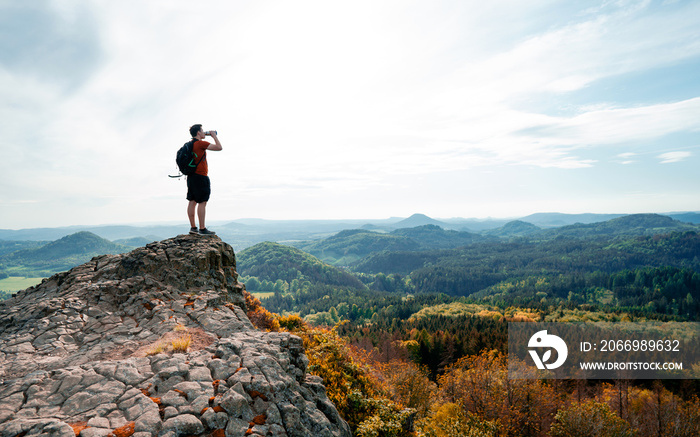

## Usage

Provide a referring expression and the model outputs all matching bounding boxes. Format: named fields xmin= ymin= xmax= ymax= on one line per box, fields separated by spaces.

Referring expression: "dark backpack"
xmin=175 ymin=140 xmax=205 ymax=176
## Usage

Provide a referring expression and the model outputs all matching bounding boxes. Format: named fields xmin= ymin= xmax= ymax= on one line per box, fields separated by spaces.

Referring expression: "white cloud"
xmin=658 ymin=151 xmax=692 ymax=164
xmin=616 ymin=152 xmax=637 ymax=165
xmin=531 ymin=98 xmax=700 ymax=146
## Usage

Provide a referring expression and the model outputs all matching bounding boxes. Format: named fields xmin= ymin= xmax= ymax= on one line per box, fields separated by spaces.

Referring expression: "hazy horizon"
xmin=2 ymin=1 xmax=699 ymax=229
xmin=2 ymin=210 xmax=700 ymax=232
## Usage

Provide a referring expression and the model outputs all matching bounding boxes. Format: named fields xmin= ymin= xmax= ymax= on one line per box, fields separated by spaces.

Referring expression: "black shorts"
xmin=186 ymin=174 xmax=211 ymax=203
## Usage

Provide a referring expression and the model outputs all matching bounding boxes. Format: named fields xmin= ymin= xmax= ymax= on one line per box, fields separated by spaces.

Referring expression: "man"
xmin=186 ymin=124 xmax=222 ymax=235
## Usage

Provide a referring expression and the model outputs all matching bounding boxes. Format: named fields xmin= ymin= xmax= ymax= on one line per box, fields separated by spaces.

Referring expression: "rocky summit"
xmin=0 ymin=235 xmax=351 ymax=437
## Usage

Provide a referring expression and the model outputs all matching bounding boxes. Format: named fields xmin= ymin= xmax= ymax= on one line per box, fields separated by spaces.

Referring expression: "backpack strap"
xmin=191 ymin=140 xmax=206 ymax=169
xmin=189 ymin=140 xmax=206 ymax=173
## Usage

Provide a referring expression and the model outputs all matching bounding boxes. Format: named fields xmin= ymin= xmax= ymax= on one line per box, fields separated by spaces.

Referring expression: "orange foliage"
xmin=436 ymin=350 xmax=560 ymax=436
xmin=243 ymin=290 xmax=280 ymax=331
xmin=475 ymin=309 xmax=504 ymax=321
xmin=507 ymin=314 xmax=537 ymax=322
xmin=210 ymin=430 xmax=226 ymax=437
xmin=623 ymin=384 xmax=700 ymax=437
xmin=551 ymin=400 xmax=634 ymax=437
xmin=297 ymin=323 xmax=396 ymax=432
xmin=68 ymin=422 xmax=89 ymax=436
xmin=375 ymin=360 xmax=436 ymax=417
xmin=237 ymin=289 xmax=700 ymax=437
xmin=248 ymin=390 xmax=268 ymax=401
xmin=243 ymin=291 xmax=416 ymax=435
xmin=250 ymin=414 xmax=266 ymax=425
xmin=111 ymin=422 xmax=135 ymax=437
xmin=504 ymin=308 xmax=541 ymax=322
xmin=277 ymin=313 xmax=306 ymax=331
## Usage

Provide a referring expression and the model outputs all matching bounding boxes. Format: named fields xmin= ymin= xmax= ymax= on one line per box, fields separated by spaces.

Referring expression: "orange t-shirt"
xmin=192 ymin=140 xmax=209 ymax=176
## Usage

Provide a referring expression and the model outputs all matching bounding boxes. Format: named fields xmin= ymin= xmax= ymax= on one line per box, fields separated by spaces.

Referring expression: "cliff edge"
xmin=0 ymin=235 xmax=351 ymax=437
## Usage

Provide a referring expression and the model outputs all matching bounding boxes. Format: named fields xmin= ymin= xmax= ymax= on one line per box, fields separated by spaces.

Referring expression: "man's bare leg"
xmin=197 ymin=201 xmax=207 ymax=230
xmin=187 ymin=201 xmax=197 ymax=228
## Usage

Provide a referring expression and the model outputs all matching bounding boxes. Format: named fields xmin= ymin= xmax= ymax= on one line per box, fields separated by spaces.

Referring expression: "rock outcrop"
xmin=0 ymin=235 xmax=351 ymax=437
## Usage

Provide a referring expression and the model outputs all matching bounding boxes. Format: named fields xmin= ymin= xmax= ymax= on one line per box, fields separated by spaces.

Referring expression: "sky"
xmin=1 ymin=0 xmax=699 ymax=229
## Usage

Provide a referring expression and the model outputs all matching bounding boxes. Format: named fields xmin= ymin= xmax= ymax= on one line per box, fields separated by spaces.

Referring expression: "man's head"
xmin=189 ymin=124 xmax=203 ymax=138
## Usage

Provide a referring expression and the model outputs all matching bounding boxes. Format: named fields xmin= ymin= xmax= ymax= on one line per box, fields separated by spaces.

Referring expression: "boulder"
xmin=0 ymin=235 xmax=351 ymax=437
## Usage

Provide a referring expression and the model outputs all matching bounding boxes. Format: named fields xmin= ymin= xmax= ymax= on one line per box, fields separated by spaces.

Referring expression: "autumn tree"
xmin=245 ymin=292 xmax=416 ymax=435
xmin=377 ymin=360 xmax=436 ymax=418
xmin=417 ymin=402 xmax=500 ymax=437
xmin=435 ymin=350 xmax=560 ymax=436
xmin=627 ymin=384 xmax=700 ymax=437
xmin=550 ymin=399 xmax=635 ymax=437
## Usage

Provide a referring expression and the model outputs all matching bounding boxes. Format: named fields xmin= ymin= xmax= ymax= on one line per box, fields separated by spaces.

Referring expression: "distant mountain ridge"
xmin=286 ymin=213 xmax=700 ymax=275
xmin=669 ymin=212 xmax=700 ymax=225
xmin=520 ymin=212 xmax=625 ymax=227
xmin=390 ymin=213 xmax=453 ymax=229
xmin=539 ymin=213 xmax=698 ymax=239
xmin=2 ymin=211 xmax=699 ymax=252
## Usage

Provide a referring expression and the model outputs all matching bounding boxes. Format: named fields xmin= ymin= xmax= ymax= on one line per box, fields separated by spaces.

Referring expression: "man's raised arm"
xmin=207 ymin=131 xmax=222 ymax=151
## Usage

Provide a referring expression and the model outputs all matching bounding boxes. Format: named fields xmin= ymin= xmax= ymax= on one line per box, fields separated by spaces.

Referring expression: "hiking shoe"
xmin=198 ymin=228 xmax=216 ymax=235
xmin=189 ymin=227 xmax=199 ymax=235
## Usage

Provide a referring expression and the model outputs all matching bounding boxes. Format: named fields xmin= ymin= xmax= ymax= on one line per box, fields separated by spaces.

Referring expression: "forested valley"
xmin=237 ymin=214 xmax=700 ymax=436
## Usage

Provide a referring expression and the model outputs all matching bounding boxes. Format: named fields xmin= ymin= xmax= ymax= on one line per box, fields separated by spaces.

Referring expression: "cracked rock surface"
xmin=0 ymin=235 xmax=351 ymax=437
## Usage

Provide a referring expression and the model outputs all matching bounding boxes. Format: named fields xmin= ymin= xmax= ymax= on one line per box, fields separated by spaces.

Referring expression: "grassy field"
xmin=251 ymin=291 xmax=275 ymax=299
xmin=0 ymin=276 xmax=45 ymax=292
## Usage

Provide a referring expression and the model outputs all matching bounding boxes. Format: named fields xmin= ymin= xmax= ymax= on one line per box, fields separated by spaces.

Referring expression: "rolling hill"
xmin=483 ymin=220 xmax=541 ymax=238
xmin=291 ymin=229 xmax=420 ymax=265
xmin=0 ymin=231 xmax=130 ymax=275
xmin=237 ymin=241 xmax=365 ymax=289
xmin=293 ymin=225 xmax=493 ymax=266
xmin=391 ymin=224 xmax=490 ymax=248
